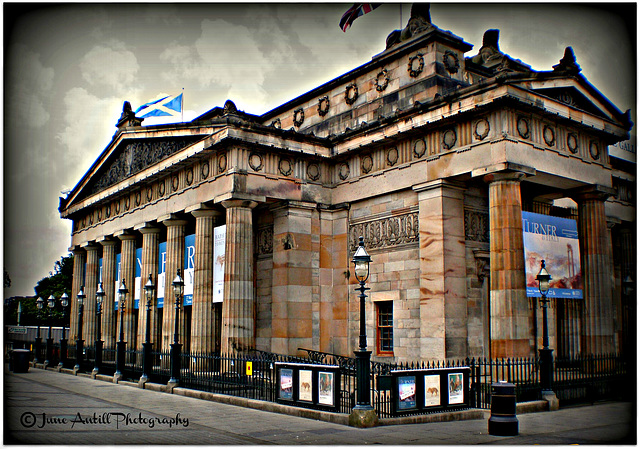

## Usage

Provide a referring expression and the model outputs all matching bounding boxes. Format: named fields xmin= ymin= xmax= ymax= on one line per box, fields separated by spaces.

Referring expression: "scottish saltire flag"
xmin=135 ymin=93 xmax=183 ymax=118
xmin=339 ymin=3 xmax=381 ymax=32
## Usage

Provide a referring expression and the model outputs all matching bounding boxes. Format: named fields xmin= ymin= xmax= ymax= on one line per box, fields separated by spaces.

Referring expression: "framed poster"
xmin=397 ymin=375 xmax=417 ymax=410
xmin=299 ymin=370 xmax=313 ymax=402
xmin=318 ymin=372 xmax=334 ymax=406
xmin=424 ymin=374 xmax=441 ymax=407
xmin=448 ymin=373 xmax=464 ymax=405
xmin=279 ymin=368 xmax=293 ymax=400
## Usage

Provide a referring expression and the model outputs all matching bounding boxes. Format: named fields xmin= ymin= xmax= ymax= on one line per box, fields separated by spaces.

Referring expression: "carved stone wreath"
xmin=97 ymin=208 xmax=102 ymax=221
xmin=158 ymin=180 xmax=165 ymax=197
xmin=338 ymin=163 xmax=350 ymax=180
xmin=114 ymin=201 xmax=120 ymax=214
xmin=293 ymin=108 xmax=305 ymax=127
xmin=443 ymin=50 xmax=460 ymax=74
xmin=317 ymin=96 xmax=330 ymax=117
xmin=201 ymin=161 xmax=210 ymax=180
xmin=279 ymin=158 xmax=293 ymax=176
xmin=105 ymin=205 xmax=111 ymax=219
xmin=172 ymin=176 xmax=179 ymax=192
xmin=146 ymin=187 xmax=153 ymax=202
xmin=307 ymin=163 xmax=320 ymax=181
xmin=474 ymin=119 xmax=490 ymax=141
xmin=408 ymin=53 xmax=424 ymax=77
xmin=249 ymin=153 xmax=264 ymax=172
xmin=413 ymin=138 xmax=426 ymax=158
xmin=589 ymin=140 xmax=600 ymax=160
xmin=567 ymin=133 xmax=579 ymax=154
xmin=387 ymin=147 xmax=399 ymax=166
xmin=345 ymin=83 xmax=359 ymax=105
xmin=543 ymin=126 xmax=555 ymax=147
xmin=361 ymin=155 xmax=373 ymax=174
xmin=135 ymin=191 xmax=141 ymax=206
xmin=124 ymin=196 xmax=131 ymax=211
xmin=517 ymin=117 xmax=530 ymax=139
xmin=442 ymin=129 xmax=457 ymax=150
xmin=375 ymin=69 xmax=390 ymax=92
xmin=186 ymin=168 xmax=194 ymax=186
xmin=270 ymin=118 xmax=281 ymax=129
xmin=218 ymin=154 xmax=227 ymax=173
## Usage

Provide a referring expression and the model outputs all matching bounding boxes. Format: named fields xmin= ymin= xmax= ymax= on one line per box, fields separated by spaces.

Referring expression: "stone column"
xmin=135 ymin=224 xmax=161 ymax=349
xmin=161 ymin=218 xmax=187 ymax=356
xmin=573 ymin=186 xmax=616 ymax=354
xmin=69 ymin=247 xmax=86 ymax=343
xmin=116 ymin=232 xmax=138 ymax=348
xmin=414 ymin=180 xmax=467 ymax=360
xmin=221 ymin=200 xmax=257 ymax=354
xmin=189 ymin=207 xmax=223 ymax=354
xmin=271 ymin=201 xmax=316 ymax=356
xmin=82 ymin=243 xmax=101 ymax=346
xmin=98 ymin=238 xmax=118 ymax=349
xmin=485 ymin=171 xmax=531 ymax=358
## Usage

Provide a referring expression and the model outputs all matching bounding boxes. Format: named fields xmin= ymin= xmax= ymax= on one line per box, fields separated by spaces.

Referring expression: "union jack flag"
xmin=339 ymin=3 xmax=381 ymax=32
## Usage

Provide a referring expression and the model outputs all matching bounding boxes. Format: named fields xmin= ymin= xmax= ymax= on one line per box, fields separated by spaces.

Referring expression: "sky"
xmin=3 ymin=2 xmax=636 ymax=298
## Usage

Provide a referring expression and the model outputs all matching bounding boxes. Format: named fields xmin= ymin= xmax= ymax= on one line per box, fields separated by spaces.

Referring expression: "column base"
xmin=348 ymin=407 xmax=379 ymax=428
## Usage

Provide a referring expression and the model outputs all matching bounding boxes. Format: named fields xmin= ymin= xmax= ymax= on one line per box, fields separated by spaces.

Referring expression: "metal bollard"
xmin=488 ymin=381 xmax=518 ymax=436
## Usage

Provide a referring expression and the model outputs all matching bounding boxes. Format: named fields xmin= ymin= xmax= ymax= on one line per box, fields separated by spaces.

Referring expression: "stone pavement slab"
xmin=4 ymin=367 xmax=636 ymax=445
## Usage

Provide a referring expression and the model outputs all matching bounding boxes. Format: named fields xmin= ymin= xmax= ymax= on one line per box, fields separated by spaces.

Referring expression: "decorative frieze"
xmin=349 ymin=210 xmax=419 ymax=252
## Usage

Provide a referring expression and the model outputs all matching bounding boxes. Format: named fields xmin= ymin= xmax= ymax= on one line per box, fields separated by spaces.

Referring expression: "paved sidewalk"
xmin=4 ymin=367 xmax=636 ymax=445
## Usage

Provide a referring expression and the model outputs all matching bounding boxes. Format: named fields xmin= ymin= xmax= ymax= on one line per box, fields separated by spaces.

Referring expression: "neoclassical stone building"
xmin=59 ymin=7 xmax=634 ymax=363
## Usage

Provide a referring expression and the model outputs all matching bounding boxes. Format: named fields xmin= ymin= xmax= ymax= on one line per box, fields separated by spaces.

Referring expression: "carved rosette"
xmin=338 ymin=163 xmax=350 ymax=180
xmin=307 ymin=163 xmax=320 ymax=181
xmin=543 ymin=126 xmax=555 ymax=147
xmin=375 ymin=69 xmax=389 ymax=92
xmin=589 ymin=140 xmax=600 ymax=160
xmin=349 ymin=211 xmax=419 ymax=252
xmin=413 ymin=138 xmax=426 ymax=158
xmin=443 ymin=50 xmax=460 ymax=74
xmin=474 ymin=119 xmax=490 ymax=141
xmin=387 ymin=147 xmax=398 ymax=166
xmin=408 ymin=53 xmax=424 ymax=77
xmin=293 ymin=108 xmax=305 ymax=127
xmin=249 ymin=153 xmax=264 ymax=172
xmin=345 ymin=83 xmax=359 ymax=105
xmin=443 ymin=129 xmax=457 ymax=150
xmin=317 ymin=96 xmax=330 ymax=117
xmin=361 ymin=154 xmax=373 ymax=174
xmin=567 ymin=133 xmax=579 ymax=154
xmin=517 ymin=117 xmax=530 ymax=139
xmin=279 ymin=158 xmax=293 ymax=176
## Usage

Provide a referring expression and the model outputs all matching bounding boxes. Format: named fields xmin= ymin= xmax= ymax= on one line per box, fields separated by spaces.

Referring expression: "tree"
xmin=28 ymin=254 xmax=74 ymax=327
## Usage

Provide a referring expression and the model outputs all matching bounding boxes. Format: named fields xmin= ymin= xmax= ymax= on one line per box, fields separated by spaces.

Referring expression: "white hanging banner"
xmin=213 ymin=225 xmax=226 ymax=303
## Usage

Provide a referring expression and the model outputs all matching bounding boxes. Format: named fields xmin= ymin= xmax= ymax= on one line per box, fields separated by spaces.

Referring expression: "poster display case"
xmin=276 ymin=363 xmax=341 ymax=412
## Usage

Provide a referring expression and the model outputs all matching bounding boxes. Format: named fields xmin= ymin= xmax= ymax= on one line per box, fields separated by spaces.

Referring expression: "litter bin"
xmin=488 ymin=381 xmax=518 ymax=436
xmin=11 ymin=349 xmax=31 ymax=373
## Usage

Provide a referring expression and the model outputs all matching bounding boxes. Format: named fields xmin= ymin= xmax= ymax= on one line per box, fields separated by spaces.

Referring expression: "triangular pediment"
xmin=534 ymin=86 xmax=610 ymax=120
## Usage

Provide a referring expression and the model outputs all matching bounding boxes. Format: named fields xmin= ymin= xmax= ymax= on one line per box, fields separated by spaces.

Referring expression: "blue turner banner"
xmin=522 ymin=212 xmax=583 ymax=299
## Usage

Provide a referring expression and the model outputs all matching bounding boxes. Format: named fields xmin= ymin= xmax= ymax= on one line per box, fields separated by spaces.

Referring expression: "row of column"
xmin=68 ymin=200 xmax=259 ymax=356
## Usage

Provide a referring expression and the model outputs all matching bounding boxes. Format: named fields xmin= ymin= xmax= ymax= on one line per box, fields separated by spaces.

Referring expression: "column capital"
xmin=134 ymin=222 xmax=162 ymax=234
xmin=80 ymin=241 xmax=101 ymax=251
xmin=472 ymin=162 xmax=535 ymax=183
xmin=158 ymin=213 xmax=189 ymax=227
xmin=69 ymin=245 xmax=84 ymax=254
xmin=569 ymin=184 xmax=616 ymax=202
xmin=115 ymin=230 xmax=137 ymax=241
xmin=186 ymin=204 xmax=224 ymax=219
xmin=97 ymin=236 xmax=118 ymax=247
xmin=222 ymin=199 xmax=259 ymax=210
xmin=413 ymin=179 xmax=466 ymax=199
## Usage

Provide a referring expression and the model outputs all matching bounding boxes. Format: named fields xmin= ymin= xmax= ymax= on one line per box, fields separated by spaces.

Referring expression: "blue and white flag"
xmin=135 ymin=93 xmax=183 ymax=118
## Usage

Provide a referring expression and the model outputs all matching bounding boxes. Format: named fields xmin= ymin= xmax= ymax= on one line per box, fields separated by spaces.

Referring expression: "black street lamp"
xmin=34 ymin=297 xmax=44 ymax=364
xmin=351 ymin=236 xmax=374 ymax=416
xmin=141 ymin=274 xmax=155 ymax=383
xmin=536 ymin=260 xmax=553 ymax=394
xmin=170 ymin=270 xmax=184 ymax=385
xmin=622 ymin=275 xmax=634 ymax=357
xmin=59 ymin=293 xmax=69 ymax=368
xmin=75 ymin=287 xmax=86 ymax=371
xmin=45 ymin=295 xmax=56 ymax=366
xmin=93 ymin=282 xmax=105 ymax=375
xmin=115 ymin=280 xmax=128 ymax=378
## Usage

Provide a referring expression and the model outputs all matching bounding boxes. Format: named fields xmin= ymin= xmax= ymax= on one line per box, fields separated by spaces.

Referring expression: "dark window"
xmin=377 ymin=301 xmax=393 ymax=355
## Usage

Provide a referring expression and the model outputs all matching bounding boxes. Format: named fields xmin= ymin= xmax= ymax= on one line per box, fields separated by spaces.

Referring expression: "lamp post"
xmin=536 ymin=260 xmax=553 ymax=395
xmin=170 ymin=270 xmax=184 ymax=385
xmin=622 ymin=275 xmax=634 ymax=357
xmin=45 ymin=295 xmax=56 ymax=366
xmin=115 ymin=280 xmax=128 ymax=378
xmin=349 ymin=236 xmax=377 ymax=427
xmin=75 ymin=287 xmax=86 ymax=371
xmin=93 ymin=282 xmax=105 ymax=375
xmin=141 ymin=274 xmax=155 ymax=383
xmin=59 ymin=293 xmax=69 ymax=368
xmin=34 ymin=297 xmax=44 ymax=364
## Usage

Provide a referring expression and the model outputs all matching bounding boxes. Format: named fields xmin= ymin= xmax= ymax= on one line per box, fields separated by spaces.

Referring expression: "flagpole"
xmin=181 ymin=88 xmax=184 ymax=122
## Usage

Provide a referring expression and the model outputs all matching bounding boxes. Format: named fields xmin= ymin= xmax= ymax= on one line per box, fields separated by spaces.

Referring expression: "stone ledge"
xmin=517 ymin=400 xmax=549 ymax=414
xmin=379 ymin=409 xmax=486 ymax=426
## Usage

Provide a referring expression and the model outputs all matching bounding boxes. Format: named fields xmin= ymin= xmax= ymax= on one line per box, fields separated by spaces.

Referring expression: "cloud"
xmin=79 ymin=39 xmax=139 ymax=92
xmin=6 ymin=44 xmax=54 ymax=128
